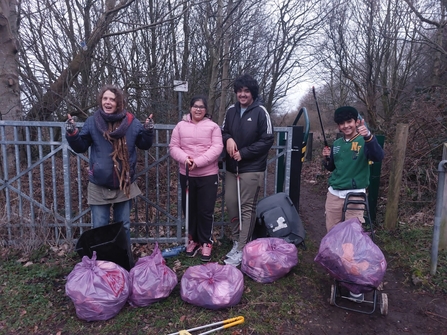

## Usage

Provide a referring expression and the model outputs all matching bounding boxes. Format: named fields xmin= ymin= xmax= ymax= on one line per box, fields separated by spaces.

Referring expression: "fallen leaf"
xmin=172 ymin=260 xmax=182 ymax=272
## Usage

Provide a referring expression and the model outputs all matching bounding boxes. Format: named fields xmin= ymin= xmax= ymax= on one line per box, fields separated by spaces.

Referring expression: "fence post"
xmin=276 ymin=131 xmax=286 ymax=193
xmin=431 ymin=159 xmax=447 ymax=275
xmin=384 ymin=123 xmax=409 ymax=230
xmin=368 ymin=134 xmax=385 ymax=224
xmin=439 ymin=143 xmax=447 ymax=250
xmin=289 ymin=126 xmax=304 ymax=211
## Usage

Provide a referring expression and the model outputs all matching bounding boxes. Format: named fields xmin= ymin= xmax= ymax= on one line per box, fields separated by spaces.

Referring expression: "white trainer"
xmin=224 ymin=250 xmax=243 ymax=267
xmin=225 ymin=241 xmax=239 ymax=259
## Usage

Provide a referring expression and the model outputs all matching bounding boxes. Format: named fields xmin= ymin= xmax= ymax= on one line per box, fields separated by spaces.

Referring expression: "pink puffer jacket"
xmin=169 ymin=114 xmax=223 ymax=177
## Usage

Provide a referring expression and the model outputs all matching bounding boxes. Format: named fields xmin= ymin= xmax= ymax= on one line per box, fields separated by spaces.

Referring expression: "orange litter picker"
xmin=167 ymin=316 xmax=244 ymax=335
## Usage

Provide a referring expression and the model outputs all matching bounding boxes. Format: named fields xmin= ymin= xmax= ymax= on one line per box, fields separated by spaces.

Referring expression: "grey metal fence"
xmin=0 ymin=121 xmax=293 ymax=246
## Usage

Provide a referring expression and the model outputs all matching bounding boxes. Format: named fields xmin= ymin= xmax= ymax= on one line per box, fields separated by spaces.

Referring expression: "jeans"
xmin=90 ymin=200 xmax=131 ymax=240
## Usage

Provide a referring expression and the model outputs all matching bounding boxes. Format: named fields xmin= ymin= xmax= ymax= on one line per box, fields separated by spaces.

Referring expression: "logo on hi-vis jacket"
xmin=351 ymin=142 xmax=362 ymax=160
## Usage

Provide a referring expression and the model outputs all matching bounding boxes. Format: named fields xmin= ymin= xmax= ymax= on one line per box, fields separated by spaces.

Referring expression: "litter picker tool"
xmin=185 ymin=162 xmax=190 ymax=247
xmin=236 ymin=162 xmax=242 ymax=231
xmin=312 ymin=86 xmax=328 ymax=147
xmin=312 ymin=86 xmax=330 ymax=161
xmin=167 ymin=316 xmax=244 ymax=335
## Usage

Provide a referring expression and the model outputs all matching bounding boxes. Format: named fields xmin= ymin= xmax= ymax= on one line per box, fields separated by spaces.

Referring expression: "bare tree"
xmin=403 ymin=0 xmax=447 ymax=87
xmin=260 ymin=0 xmax=329 ymax=113
xmin=11 ymin=0 xmax=328 ymax=127
xmin=317 ymin=0 xmax=424 ymax=129
xmin=19 ymin=0 xmax=137 ymax=121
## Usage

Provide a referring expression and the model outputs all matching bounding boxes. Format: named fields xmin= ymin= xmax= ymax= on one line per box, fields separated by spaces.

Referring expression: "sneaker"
xmin=185 ymin=240 xmax=201 ymax=257
xmin=349 ymin=291 xmax=364 ymax=303
xmin=224 ymin=250 xmax=243 ymax=266
xmin=201 ymin=243 xmax=213 ymax=262
xmin=225 ymin=241 xmax=239 ymax=259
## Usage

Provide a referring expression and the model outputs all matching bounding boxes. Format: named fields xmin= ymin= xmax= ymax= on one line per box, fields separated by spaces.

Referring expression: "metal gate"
xmin=0 ymin=121 xmax=295 ymax=246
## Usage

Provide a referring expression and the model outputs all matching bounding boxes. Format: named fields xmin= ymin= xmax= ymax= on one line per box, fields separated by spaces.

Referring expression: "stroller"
xmin=316 ymin=192 xmax=388 ymax=315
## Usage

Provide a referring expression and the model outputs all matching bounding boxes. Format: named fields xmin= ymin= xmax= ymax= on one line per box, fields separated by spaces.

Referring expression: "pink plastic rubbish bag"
xmin=180 ymin=262 xmax=244 ymax=310
xmin=241 ymin=237 xmax=298 ymax=283
xmin=65 ymin=251 xmax=130 ymax=321
xmin=128 ymin=243 xmax=178 ymax=307
xmin=314 ymin=218 xmax=387 ymax=294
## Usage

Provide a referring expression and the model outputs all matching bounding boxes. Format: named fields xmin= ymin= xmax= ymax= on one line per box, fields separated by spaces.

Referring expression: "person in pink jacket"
xmin=169 ymin=95 xmax=223 ymax=262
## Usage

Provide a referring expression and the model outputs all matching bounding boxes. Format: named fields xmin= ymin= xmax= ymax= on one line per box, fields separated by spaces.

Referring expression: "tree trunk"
xmin=24 ymin=0 xmax=134 ymax=121
xmin=218 ymin=1 xmax=232 ymax=126
xmin=0 ymin=0 xmax=21 ymax=122
xmin=206 ymin=0 xmax=223 ymax=119
xmin=0 ymin=0 xmax=21 ymax=183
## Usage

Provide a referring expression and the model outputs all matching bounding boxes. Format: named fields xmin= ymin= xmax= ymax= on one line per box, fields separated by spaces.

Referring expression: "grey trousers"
xmin=225 ymin=170 xmax=264 ymax=251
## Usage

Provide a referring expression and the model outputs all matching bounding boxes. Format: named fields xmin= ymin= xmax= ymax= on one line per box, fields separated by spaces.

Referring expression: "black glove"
xmin=65 ymin=117 xmax=77 ymax=135
xmin=144 ymin=117 xmax=154 ymax=131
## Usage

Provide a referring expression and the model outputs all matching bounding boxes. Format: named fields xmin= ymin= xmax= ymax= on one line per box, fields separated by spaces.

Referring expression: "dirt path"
xmin=297 ymin=179 xmax=447 ymax=335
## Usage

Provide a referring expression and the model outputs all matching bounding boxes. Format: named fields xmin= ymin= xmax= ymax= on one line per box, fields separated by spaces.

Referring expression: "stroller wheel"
xmin=329 ymin=284 xmax=336 ymax=305
xmin=379 ymin=293 xmax=388 ymax=315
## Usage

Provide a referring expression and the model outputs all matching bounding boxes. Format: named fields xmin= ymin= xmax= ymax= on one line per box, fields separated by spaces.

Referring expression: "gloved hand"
xmin=144 ymin=114 xmax=154 ymax=131
xmin=66 ymin=114 xmax=77 ymax=135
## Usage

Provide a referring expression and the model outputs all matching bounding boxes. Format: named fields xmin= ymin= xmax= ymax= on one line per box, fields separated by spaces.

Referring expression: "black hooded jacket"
xmin=221 ymin=99 xmax=274 ymax=174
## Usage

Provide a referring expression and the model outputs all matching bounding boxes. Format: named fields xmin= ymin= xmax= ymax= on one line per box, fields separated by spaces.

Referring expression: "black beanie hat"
xmin=334 ymin=106 xmax=359 ymax=124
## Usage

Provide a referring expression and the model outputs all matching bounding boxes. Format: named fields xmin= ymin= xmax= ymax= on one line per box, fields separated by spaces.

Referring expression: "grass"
xmin=375 ymin=222 xmax=447 ymax=293
xmin=0 ymin=237 xmax=325 ymax=335
xmin=1 ymin=219 xmax=446 ymax=334
xmin=0 ymin=248 xmax=68 ymax=333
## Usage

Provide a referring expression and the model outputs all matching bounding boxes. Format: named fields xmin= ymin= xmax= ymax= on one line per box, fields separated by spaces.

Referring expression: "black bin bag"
xmin=75 ymin=222 xmax=134 ymax=271
xmin=254 ymin=192 xmax=305 ymax=248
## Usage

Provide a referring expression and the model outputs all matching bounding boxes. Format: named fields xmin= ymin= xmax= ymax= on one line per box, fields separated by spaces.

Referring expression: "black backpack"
xmin=254 ymin=192 xmax=306 ymax=248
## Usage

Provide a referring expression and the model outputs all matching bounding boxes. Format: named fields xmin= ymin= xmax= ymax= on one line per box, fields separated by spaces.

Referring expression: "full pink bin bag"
xmin=65 ymin=251 xmax=130 ymax=321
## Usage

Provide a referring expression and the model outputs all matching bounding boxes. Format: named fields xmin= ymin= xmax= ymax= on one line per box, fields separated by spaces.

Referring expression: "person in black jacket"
xmin=65 ymin=84 xmax=154 ymax=243
xmin=222 ymin=74 xmax=274 ymax=266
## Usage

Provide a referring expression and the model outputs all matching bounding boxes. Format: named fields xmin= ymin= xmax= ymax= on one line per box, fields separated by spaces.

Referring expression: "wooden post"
xmin=439 ymin=143 xmax=447 ymax=250
xmin=384 ymin=124 xmax=409 ymax=230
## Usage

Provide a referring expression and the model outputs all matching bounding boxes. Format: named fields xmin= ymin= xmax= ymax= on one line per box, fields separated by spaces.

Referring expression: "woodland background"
xmin=1 ymin=0 xmax=447 ymax=225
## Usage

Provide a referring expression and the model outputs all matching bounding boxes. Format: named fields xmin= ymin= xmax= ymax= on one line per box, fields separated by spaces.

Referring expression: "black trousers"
xmin=180 ymin=173 xmax=218 ymax=245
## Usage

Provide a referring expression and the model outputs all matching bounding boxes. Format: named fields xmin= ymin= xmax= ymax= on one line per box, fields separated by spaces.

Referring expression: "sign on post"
xmin=173 ymin=80 xmax=188 ymax=92
xmin=174 ymin=80 xmax=188 ymax=122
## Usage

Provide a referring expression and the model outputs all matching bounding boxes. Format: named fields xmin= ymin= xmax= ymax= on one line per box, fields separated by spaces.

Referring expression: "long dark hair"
xmin=97 ymin=85 xmax=125 ymax=113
